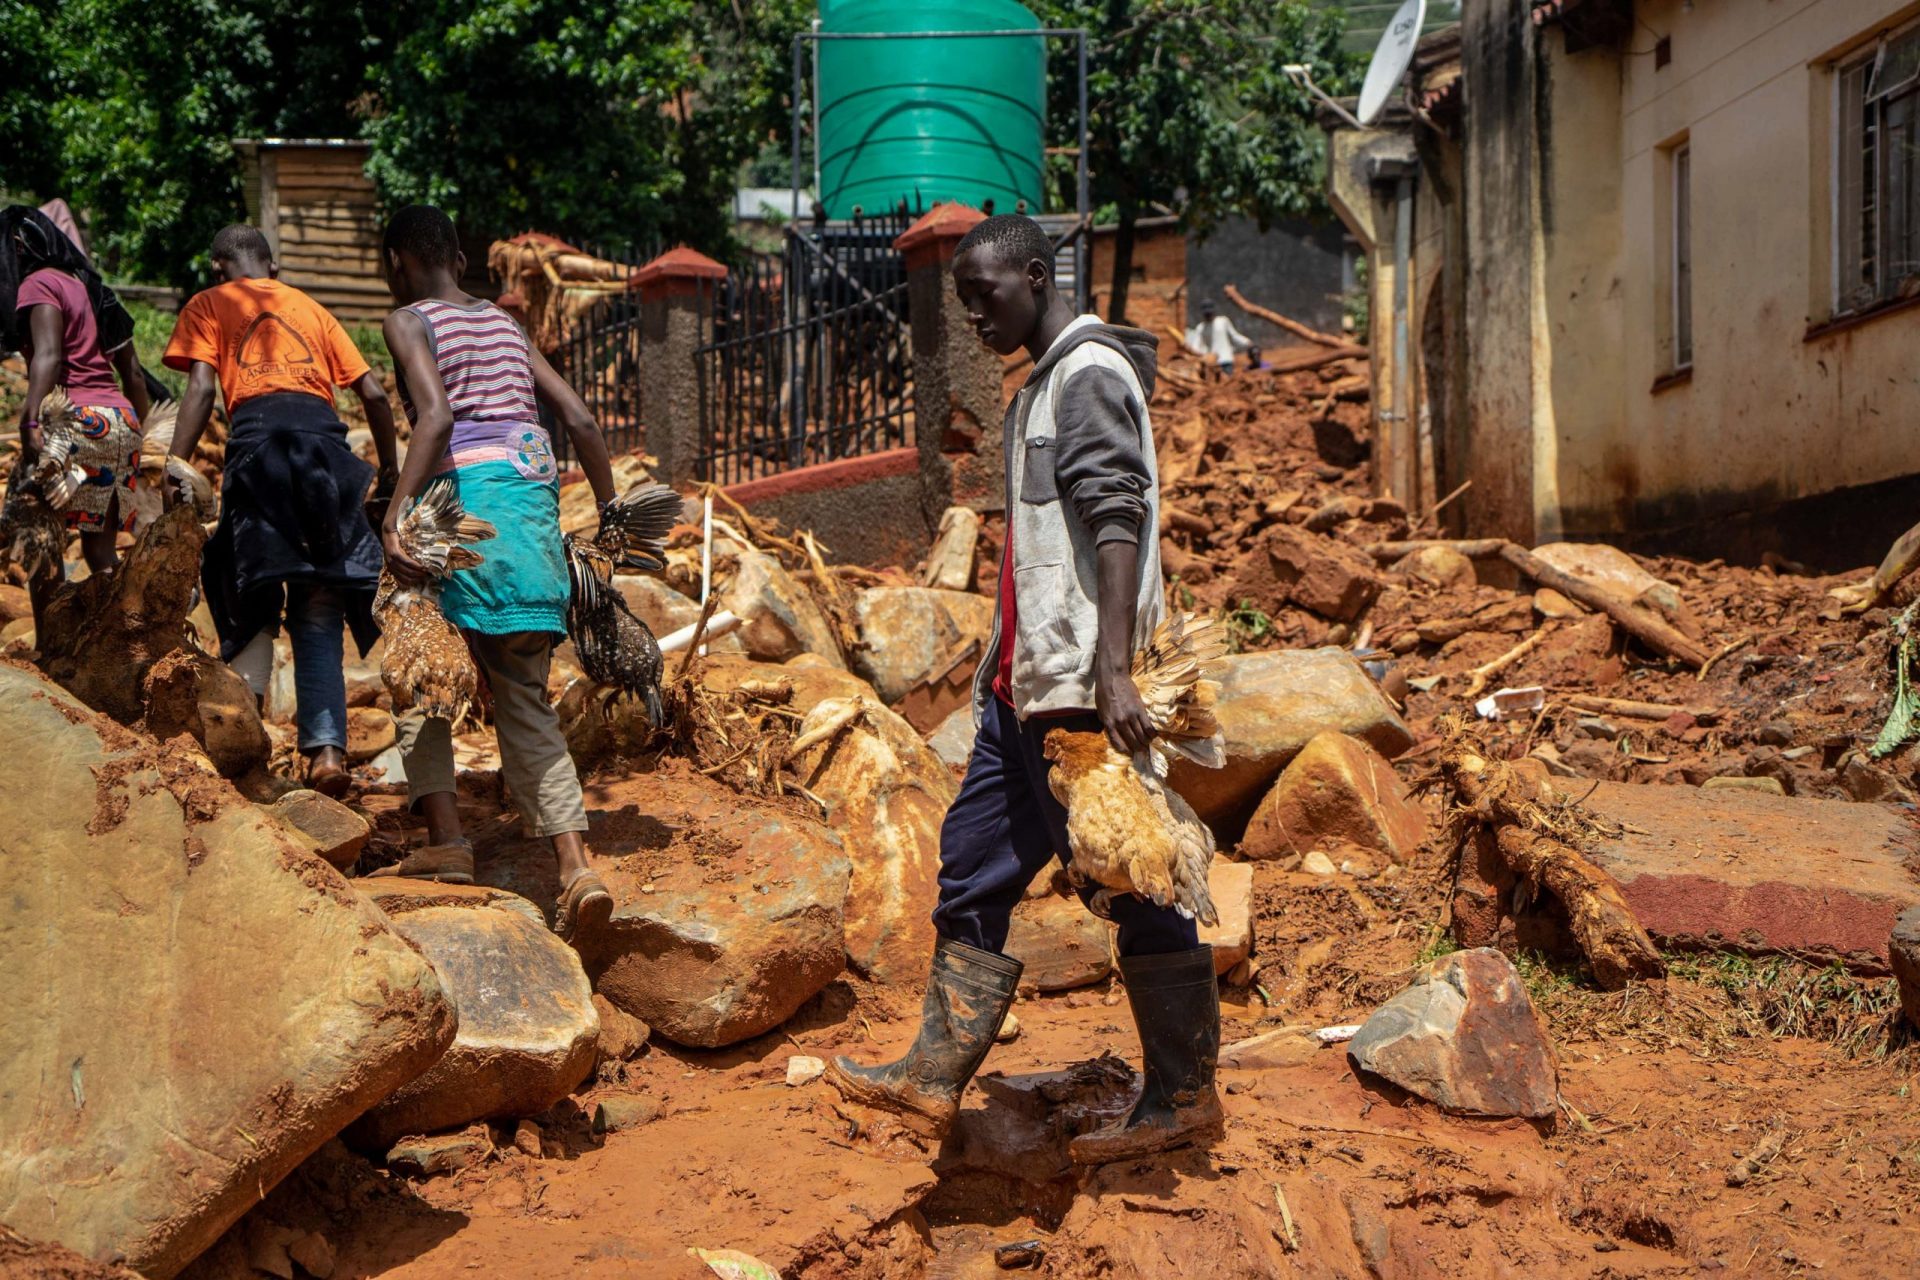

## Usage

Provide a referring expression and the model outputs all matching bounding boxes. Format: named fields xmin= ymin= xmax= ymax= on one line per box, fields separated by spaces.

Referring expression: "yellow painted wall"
xmin=1553 ymin=0 xmax=1920 ymax=540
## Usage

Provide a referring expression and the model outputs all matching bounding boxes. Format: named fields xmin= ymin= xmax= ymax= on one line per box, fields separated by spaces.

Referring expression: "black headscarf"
xmin=0 ymin=205 xmax=136 ymax=357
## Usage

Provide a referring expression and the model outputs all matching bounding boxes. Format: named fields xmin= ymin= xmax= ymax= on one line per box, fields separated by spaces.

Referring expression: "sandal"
xmin=368 ymin=839 xmax=476 ymax=885
xmin=555 ymin=869 xmax=613 ymax=945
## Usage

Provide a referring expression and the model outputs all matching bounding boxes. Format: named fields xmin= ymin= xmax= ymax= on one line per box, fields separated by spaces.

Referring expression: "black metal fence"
xmin=552 ymin=239 xmax=656 ymax=465
xmin=693 ymin=207 xmax=917 ymax=485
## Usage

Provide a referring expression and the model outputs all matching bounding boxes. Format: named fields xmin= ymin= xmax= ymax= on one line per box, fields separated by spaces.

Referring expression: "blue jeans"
xmin=286 ymin=583 xmax=347 ymax=754
xmin=931 ymin=697 xmax=1198 ymax=959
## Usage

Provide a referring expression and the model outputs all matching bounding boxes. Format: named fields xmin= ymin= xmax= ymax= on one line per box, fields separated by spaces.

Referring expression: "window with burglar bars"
xmin=1837 ymin=26 xmax=1920 ymax=315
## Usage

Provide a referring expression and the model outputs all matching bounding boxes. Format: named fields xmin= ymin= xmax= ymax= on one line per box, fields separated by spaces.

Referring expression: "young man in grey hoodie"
xmin=827 ymin=214 xmax=1223 ymax=1164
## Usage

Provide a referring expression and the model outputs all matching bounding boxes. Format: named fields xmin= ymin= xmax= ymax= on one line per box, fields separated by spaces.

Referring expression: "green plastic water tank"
xmin=817 ymin=0 xmax=1046 ymax=219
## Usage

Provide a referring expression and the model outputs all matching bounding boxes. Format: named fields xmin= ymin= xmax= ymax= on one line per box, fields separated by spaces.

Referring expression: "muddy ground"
xmin=13 ymin=337 xmax=1920 ymax=1276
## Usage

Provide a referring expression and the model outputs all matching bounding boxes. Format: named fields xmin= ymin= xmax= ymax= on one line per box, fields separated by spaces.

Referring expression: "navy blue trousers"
xmin=931 ymin=697 xmax=1199 ymax=958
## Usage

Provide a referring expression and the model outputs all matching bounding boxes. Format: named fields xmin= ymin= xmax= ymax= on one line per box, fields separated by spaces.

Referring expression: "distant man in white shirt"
xmin=1183 ymin=299 xmax=1252 ymax=379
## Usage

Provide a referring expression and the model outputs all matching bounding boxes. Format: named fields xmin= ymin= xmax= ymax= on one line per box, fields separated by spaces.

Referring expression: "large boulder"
xmin=723 ymin=547 xmax=846 ymax=667
xmin=1197 ymin=861 xmax=1254 ymax=975
xmin=700 ymin=654 xmax=879 ymax=714
xmin=348 ymin=906 xmax=599 ymax=1149
xmin=1347 ymin=948 xmax=1557 ymax=1119
xmin=790 ymin=697 xmax=959 ymax=986
xmin=1893 ymin=907 xmax=1920 ymax=1030
xmin=926 ymin=704 xmax=978 ymax=771
xmin=1228 ymin=524 xmax=1383 ymax=623
xmin=616 ymin=574 xmax=744 ymax=653
xmin=1007 ymin=892 xmax=1113 ymax=993
xmin=142 ymin=648 xmax=270 ymax=779
xmin=849 ymin=586 xmax=994 ymax=705
xmin=1240 ymin=731 xmax=1428 ymax=864
xmin=1167 ymin=648 xmax=1414 ymax=834
xmin=266 ymin=789 xmax=371 ymax=871
xmin=584 ymin=785 xmax=850 ymax=1048
xmin=0 ymin=665 xmax=454 ymax=1279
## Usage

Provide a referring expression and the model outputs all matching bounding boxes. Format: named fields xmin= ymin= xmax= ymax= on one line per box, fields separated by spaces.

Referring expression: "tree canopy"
xmin=1034 ymin=0 xmax=1359 ymax=319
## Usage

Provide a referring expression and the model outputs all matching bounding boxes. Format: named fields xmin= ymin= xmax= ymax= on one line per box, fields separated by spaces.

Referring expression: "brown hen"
xmin=1041 ymin=613 xmax=1228 ymax=924
xmin=375 ymin=479 xmax=496 ymax=730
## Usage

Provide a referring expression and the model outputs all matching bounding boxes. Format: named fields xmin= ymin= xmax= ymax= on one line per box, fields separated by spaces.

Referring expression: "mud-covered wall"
xmin=1560 ymin=0 xmax=1920 ymax=561
xmin=1459 ymin=0 xmax=1542 ymax=543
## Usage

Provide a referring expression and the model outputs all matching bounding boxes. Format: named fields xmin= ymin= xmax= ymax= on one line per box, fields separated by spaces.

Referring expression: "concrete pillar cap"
xmin=894 ymin=204 xmax=988 ymax=271
xmin=635 ymin=245 xmax=728 ymax=301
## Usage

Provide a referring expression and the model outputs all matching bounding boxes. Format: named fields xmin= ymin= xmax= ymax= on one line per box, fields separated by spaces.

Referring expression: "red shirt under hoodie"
xmin=992 ymin=524 xmax=1017 ymax=703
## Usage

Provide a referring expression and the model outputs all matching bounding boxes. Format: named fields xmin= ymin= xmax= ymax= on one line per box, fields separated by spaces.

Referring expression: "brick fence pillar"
xmin=634 ymin=246 xmax=727 ymax=486
xmin=896 ymin=204 xmax=1007 ymax=524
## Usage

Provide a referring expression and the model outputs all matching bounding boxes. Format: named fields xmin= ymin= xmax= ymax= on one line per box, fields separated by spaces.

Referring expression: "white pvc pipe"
xmin=659 ymin=610 xmax=743 ymax=654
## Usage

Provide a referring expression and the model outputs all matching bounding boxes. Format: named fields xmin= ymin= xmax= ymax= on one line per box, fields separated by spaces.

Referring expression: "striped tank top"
xmin=398 ymin=298 xmax=540 ymax=424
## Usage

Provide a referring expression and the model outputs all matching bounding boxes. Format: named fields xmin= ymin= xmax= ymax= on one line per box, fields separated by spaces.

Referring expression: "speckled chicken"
xmin=1042 ymin=613 xmax=1229 ymax=924
xmin=133 ymin=399 xmax=217 ymax=525
xmin=375 ymin=478 xmax=496 ymax=729
xmin=562 ymin=480 xmax=682 ymax=724
xmin=0 ymin=386 xmax=80 ymax=579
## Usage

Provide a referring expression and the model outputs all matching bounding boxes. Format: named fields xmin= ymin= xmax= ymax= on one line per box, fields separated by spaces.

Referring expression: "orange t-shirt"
xmin=163 ymin=278 xmax=370 ymax=410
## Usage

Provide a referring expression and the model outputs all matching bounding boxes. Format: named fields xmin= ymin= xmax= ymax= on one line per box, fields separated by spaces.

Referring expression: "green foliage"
xmin=126 ymin=301 xmax=185 ymax=398
xmin=2 ymin=1 xmax=390 ymax=287
xmin=1222 ymin=599 xmax=1274 ymax=653
xmin=1031 ymin=0 xmax=1361 ymax=316
xmin=362 ymin=0 xmax=808 ymax=254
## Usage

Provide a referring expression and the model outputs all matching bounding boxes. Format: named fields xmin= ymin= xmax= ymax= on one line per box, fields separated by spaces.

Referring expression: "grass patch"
xmin=1222 ymin=599 xmax=1274 ymax=653
xmin=126 ymin=300 xmax=185 ymax=398
xmin=1511 ymin=948 xmax=1917 ymax=1063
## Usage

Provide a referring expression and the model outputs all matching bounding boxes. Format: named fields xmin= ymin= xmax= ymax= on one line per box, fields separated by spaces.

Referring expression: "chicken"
xmin=375 ymin=478 xmax=496 ymax=729
xmin=1041 ymin=612 xmax=1229 ymax=925
xmin=561 ymin=480 xmax=681 ymax=723
xmin=131 ymin=399 xmax=217 ymax=528
xmin=0 ymin=386 xmax=82 ymax=581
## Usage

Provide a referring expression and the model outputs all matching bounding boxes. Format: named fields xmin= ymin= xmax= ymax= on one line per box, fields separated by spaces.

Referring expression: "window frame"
xmin=1671 ymin=141 xmax=1693 ymax=371
xmin=1832 ymin=19 xmax=1920 ymax=317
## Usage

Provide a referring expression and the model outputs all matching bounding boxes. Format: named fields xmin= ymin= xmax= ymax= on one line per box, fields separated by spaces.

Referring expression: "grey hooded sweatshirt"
xmin=973 ymin=315 xmax=1166 ymax=720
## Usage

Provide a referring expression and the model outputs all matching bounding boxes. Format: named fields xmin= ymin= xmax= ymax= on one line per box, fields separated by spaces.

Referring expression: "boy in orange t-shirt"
xmin=164 ymin=224 xmax=399 ymax=796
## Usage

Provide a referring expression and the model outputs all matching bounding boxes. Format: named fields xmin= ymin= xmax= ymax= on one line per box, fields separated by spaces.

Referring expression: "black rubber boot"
xmin=825 ymin=938 xmax=1022 ymax=1137
xmin=1070 ymin=946 xmax=1224 ymax=1164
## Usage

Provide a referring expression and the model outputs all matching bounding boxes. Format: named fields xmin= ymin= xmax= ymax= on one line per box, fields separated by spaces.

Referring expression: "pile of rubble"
xmin=8 ymin=329 xmax=1920 ymax=1278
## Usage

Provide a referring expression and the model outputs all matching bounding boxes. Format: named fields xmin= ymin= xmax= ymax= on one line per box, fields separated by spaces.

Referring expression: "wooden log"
xmin=1499 ymin=542 xmax=1711 ymax=669
xmin=1415 ymin=597 xmax=1535 ymax=644
xmin=1366 ymin=537 xmax=1510 ymax=562
xmin=1565 ymin=693 xmax=1718 ymax=725
xmin=1442 ymin=738 xmax=1665 ymax=991
xmin=1223 ymin=284 xmax=1348 ymax=349
xmin=1263 ymin=344 xmax=1368 ymax=375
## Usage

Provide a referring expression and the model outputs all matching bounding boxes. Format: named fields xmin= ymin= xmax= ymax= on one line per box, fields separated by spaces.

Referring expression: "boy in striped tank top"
xmin=375 ymin=205 xmax=621 ymax=944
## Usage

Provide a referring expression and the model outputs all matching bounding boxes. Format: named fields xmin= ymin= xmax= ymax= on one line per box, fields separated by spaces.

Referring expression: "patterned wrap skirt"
xmin=63 ymin=403 xmax=141 ymax=532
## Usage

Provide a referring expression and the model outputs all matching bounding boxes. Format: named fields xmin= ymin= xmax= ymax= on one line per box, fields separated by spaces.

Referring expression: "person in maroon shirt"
xmin=3 ymin=206 xmax=151 ymax=577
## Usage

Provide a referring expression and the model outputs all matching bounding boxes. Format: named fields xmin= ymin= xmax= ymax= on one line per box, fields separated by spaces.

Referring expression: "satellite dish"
xmin=1356 ymin=0 xmax=1427 ymax=127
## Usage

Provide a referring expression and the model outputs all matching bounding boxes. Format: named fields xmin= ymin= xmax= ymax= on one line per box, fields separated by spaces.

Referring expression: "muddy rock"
xmin=1167 ymin=648 xmax=1414 ymax=833
xmin=350 ymin=906 xmax=599 ymax=1149
xmin=384 ymin=1131 xmax=489 ymax=1178
xmin=593 ymin=994 xmax=651 ymax=1066
xmin=1197 ymin=861 xmax=1254 ymax=974
xmin=723 ymin=547 xmax=846 ymax=667
xmin=926 ymin=703 xmax=978 ymax=770
xmin=616 ymin=574 xmax=745 ymax=653
xmin=1230 ymin=523 xmax=1383 ymax=622
xmin=0 ymin=584 xmax=31 ymax=624
xmin=0 ymin=664 xmax=455 ymax=1279
xmin=266 ymin=789 xmax=370 ymax=871
xmin=585 ymin=795 xmax=850 ymax=1048
xmin=344 ymin=706 xmax=396 ymax=763
xmin=700 ymin=653 xmax=877 ymax=715
xmin=1348 ymin=948 xmax=1558 ymax=1119
xmin=849 ymin=586 xmax=994 ymax=705
xmin=790 ymin=696 xmax=958 ymax=985
xmin=357 ymin=877 xmax=547 ymax=927
xmin=1241 ymin=731 xmax=1428 ymax=864
xmin=142 ymin=648 xmax=271 ymax=778
xmin=1397 ymin=544 xmax=1476 ymax=590
xmin=1892 ymin=908 xmax=1920 ymax=1029
xmin=1007 ymin=893 xmax=1113 ymax=993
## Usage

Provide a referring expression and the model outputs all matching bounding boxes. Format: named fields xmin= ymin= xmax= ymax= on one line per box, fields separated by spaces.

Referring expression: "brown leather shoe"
xmin=367 ymin=839 xmax=476 ymax=884
xmin=307 ymin=747 xmax=351 ymax=799
xmin=555 ymin=869 xmax=613 ymax=946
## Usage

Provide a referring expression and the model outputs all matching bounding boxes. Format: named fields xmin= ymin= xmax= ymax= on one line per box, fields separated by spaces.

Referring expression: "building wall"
xmin=237 ymin=141 xmax=386 ymax=324
xmin=1185 ymin=216 xmax=1351 ymax=348
xmin=1546 ymin=0 xmax=1920 ymax=557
